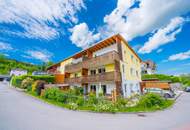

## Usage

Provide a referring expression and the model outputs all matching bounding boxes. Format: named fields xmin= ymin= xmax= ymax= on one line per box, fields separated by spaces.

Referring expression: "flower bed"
xmin=10 ymin=75 xmax=174 ymax=113
xmin=29 ymin=87 xmax=174 ymax=113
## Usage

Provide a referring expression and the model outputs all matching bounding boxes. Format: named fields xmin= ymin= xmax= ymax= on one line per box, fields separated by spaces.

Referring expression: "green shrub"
xmin=76 ymin=97 xmax=85 ymax=106
xmin=68 ymin=103 xmax=78 ymax=110
xmin=115 ymin=97 xmax=129 ymax=108
xmin=32 ymin=80 xmax=46 ymax=95
xmin=72 ymin=87 xmax=83 ymax=95
xmin=11 ymin=75 xmax=54 ymax=87
xmin=56 ymin=92 xmax=67 ymax=103
xmin=43 ymin=87 xmax=60 ymax=100
xmin=28 ymin=75 xmax=54 ymax=83
xmin=11 ymin=76 xmax=25 ymax=87
xmin=138 ymin=93 xmax=165 ymax=108
xmin=94 ymin=101 xmax=118 ymax=113
xmin=21 ymin=77 xmax=34 ymax=89
xmin=87 ymin=93 xmax=98 ymax=105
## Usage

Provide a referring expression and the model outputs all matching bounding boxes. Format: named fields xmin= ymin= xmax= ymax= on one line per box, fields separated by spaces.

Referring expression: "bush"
xmin=21 ymin=77 xmax=34 ymax=89
xmin=56 ymin=92 xmax=67 ymax=103
xmin=32 ymin=80 xmax=46 ymax=95
xmin=68 ymin=103 xmax=78 ymax=110
xmin=28 ymin=75 xmax=54 ymax=83
xmin=138 ymin=93 xmax=165 ymax=108
xmin=11 ymin=76 xmax=24 ymax=88
xmin=87 ymin=93 xmax=98 ymax=105
xmin=43 ymin=87 xmax=60 ymax=100
xmin=73 ymin=87 xmax=83 ymax=96
xmin=76 ymin=97 xmax=85 ymax=106
xmin=115 ymin=97 xmax=129 ymax=108
xmin=94 ymin=101 xmax=118 ymax=113
xmin=11 ymin=75 xmax=54 ymax=87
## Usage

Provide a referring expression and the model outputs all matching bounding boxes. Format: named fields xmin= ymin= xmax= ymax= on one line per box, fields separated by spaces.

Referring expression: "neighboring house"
xmin=32 ymin=71 xmax=48 ymax=75
xmin=10 ymin=69 xmax=27 ymax=76
xmin=140 ymin=78 xmax=171 ymax=92
xmin=47 ymin=34 xmax=142 ymax=98
xmin=170 ymin=83 xmax=183 ymax=91
xmin=141 ymin=60 xmax=156 ymax=75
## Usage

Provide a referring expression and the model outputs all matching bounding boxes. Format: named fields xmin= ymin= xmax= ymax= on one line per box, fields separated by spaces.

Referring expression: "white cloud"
xmin=156 ymin=49 xmax=163 ymax=53
xmin=0 ymin=42 xmax=13 ymax=50
xmin=0 ymin=0 xmax=85 ymax=40
xmin=168 ymin=50 xmax=190 ymax=61
xmin=69 ymin=23 xmax=100 ymax=48
xmin=132 ymin=44 xmax=142 ymax=52
xmin=25 ymin=49 xmax=53 ymax=62
xmin=138 ymin=17 xmax=185 ymax=54
xmin=102 ymin=0 xmax=190 ymax=41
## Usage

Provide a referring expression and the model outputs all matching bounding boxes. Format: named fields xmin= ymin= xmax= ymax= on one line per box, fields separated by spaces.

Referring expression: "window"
xmin=90 ymin=70 xmax=96 ymax=75
xmin=136 ymin=70 xmax=139 ymax=77
xmin=122 ymin=64 xmax=125 ymax=73
xmin=131 ymin=55 xmax=134 ymax=61
xmin=130 ymin=84 xmax=134 ymax=93
xmin=101 ymin=85 xmax=107 ymax=95
xmin=130 ymin=68 xmax=133 ymax=76
xmin=124 ymin=84 xmax=127 ymax=93
xmin=98 ymin=68 xmax=105 ymax=74
xmin=74 ymin=73 xmax=78 ymax=78
xmin=90 ymin=85 xmax=96 ymax=92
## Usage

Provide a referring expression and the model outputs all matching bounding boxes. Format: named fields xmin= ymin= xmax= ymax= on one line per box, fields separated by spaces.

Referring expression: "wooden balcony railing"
xmin=65 ymin=51 xmax=120 ymax=73
xmin=64 ymin=71 xmax=121 ymax=85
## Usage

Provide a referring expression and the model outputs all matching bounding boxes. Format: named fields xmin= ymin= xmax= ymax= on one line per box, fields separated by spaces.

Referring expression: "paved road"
xmin=0 ymin=82 xmax=190 ymax=130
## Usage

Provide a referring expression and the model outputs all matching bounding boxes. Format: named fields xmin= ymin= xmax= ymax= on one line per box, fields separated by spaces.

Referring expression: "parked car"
xmin=185 ymin=87 xmax=190 ymax=92
xmin=143 ymin=88 xmax=175 ymax=98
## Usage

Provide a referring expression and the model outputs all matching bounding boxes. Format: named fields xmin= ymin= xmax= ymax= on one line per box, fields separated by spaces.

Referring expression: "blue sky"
xmin=0 ymin=0 xmax=190 ymax=75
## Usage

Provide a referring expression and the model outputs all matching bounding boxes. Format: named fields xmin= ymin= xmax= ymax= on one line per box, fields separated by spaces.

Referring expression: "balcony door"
xmin=101 ymin=85 xmax=107 ymax=95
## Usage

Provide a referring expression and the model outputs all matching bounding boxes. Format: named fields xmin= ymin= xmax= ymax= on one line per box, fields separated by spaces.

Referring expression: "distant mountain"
xmin=0 ymin=54 xmax=41 ymax=75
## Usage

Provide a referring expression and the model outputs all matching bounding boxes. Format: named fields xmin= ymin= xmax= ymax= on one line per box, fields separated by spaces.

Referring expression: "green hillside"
xmin=0 ymin=54 xmax=41 ymax=75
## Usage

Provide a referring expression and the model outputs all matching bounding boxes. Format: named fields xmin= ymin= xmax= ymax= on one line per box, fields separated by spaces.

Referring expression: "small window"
xmin=124 ymin=84 xmax=127 ymax=93
xmin=131 ymin=55 xmax=134 ymax=61
xmin=122 ymin=64 xmax=125 ymax=73
xmin=90 ymin=70 xmax=96 ymax=75
xmin=98 ymin=68 xmax=105 ymax=74
xmin=136 ymin=70 xmax=138 ymax=77
xmin=74 ymin=73 xmax=78 ymax=78
xmin=90 ymin=85 xmax=96 ymax=92
xmin=130 ymin=68 xmax=133 ymax=76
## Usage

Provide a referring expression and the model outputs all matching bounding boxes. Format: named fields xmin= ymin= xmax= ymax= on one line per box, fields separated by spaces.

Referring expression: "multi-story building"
xmin=47 ymin=34 xmax=142 ymax=98
xmin=141 ymin=60 xmax=156 ymax=75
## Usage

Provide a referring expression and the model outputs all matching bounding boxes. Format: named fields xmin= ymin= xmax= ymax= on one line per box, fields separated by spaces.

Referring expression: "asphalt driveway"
xmin=0 ymin=82 xmax=190 ymax=130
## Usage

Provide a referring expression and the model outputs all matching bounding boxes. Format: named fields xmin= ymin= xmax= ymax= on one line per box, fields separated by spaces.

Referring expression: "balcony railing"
xmin=65 ymin=51 xmax=120 ymax=73
xmin=64 ymin=71 xmax=121 ymax=85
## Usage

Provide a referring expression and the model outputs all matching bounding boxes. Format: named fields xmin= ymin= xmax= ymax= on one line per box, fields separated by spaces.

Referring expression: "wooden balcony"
xmin=65 ymin=51 xmax=120 ymax=73
xmin=64 ymin=71 xmax=121 ymax=85
xmin=83 ymin=71 xmax=121 ymax=83
xmin=64 ymin=77 xmax=83 ymax=84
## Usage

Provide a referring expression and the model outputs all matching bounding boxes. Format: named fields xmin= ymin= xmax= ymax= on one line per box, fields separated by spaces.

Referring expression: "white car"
xmin=143 ymin=88 xmax=175 ymax=98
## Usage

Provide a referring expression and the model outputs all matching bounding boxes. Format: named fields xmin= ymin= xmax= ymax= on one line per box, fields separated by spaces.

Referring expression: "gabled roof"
xmin=47 ymin=34 xmax=142 ymax=70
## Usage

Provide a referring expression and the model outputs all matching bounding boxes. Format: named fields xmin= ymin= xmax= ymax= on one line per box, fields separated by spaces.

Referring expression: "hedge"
xmin=11 ymin=75 xmax=54 ymax=88
xmin=142 ymin=74 xmax=190 ymax=86
xmin=142 ymin=74 xmax=178 ymax=82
